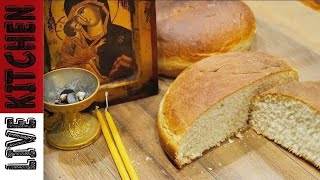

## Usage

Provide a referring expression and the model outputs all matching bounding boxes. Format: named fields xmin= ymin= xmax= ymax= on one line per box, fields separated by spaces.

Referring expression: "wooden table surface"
xmin=44 ymin=1 xmax=320 ymax=180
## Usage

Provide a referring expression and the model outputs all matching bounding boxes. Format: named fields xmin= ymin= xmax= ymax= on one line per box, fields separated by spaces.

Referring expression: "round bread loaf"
xmin=158 ymin=52 xmax=298 ymax=168
xmin=156 ymin=1 xmax=256 ymax=77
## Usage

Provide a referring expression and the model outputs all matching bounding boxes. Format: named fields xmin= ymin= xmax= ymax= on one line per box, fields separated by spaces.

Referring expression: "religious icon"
xmin=45 ymin=0 xmax=158 ymax=104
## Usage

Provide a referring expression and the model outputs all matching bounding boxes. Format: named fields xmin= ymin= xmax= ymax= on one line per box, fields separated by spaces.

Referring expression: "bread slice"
xmin=158 ymin=52 xmax=298 ymax=168
xmin=250 ymin=81 xmax=320 ymax=168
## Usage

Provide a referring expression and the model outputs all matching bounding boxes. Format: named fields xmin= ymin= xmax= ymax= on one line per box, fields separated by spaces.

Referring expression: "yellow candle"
xmin=105 ymin=110 xmax=140 ymax=180
xmin=95 ymin=108 xmax=130 ymax=180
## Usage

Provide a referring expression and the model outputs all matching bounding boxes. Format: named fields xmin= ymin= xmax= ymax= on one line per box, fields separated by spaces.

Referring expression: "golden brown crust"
xmin=163 ymin=52 xmax=295 ymax=136
xmin=158 ymin=94 xmax=184 ymax=168
xmin=261 ymin=81 xmax=320 ymax=111
xmin=156 ymin=1 xmax=256 ymax=77
xmin=158 ymin=52 xmax=298 ymax=167
xmin=300 ymin=0 xmax=320 ymax=12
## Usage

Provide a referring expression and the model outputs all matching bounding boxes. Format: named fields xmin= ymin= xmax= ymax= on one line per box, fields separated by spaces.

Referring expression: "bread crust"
xmin=156 ymin=1 xmax=256 ymax=77
xmin=300 ymin=0 xmax=320 ymax=12
xmin=158 ymin=95 xmax=184 ymax=168
xmin=259 ymin=81 xmax=320 ymax=112
xmin=158 ymin=52 xmax=298 ymax=167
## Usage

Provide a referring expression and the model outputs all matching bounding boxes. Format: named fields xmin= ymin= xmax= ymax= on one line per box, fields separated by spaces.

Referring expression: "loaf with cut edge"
xmin=250 ymin=81 xmax=320 ymax=168
xmin=158 ymin=52 xmax=298 ymax=168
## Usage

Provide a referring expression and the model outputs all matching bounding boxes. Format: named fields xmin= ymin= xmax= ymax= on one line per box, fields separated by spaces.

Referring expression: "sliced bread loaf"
xmin=158 ymin=52 xmax=298 ymax=168
xmin=250 ymin=81 xmax=320 ymax=168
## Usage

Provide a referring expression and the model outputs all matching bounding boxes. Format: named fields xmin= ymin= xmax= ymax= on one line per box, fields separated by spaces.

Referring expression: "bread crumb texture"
xmin=250 ymin=81 xmax=320 ymax=168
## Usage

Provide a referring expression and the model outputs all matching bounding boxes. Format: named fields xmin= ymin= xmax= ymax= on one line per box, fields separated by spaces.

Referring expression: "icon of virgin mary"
xmin=58 ymin=0 xmax=136 ymax=84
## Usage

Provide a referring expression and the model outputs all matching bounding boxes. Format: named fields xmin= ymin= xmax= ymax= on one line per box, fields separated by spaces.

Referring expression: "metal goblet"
xmin=44 ymin=68 xmax=101 ymax=150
